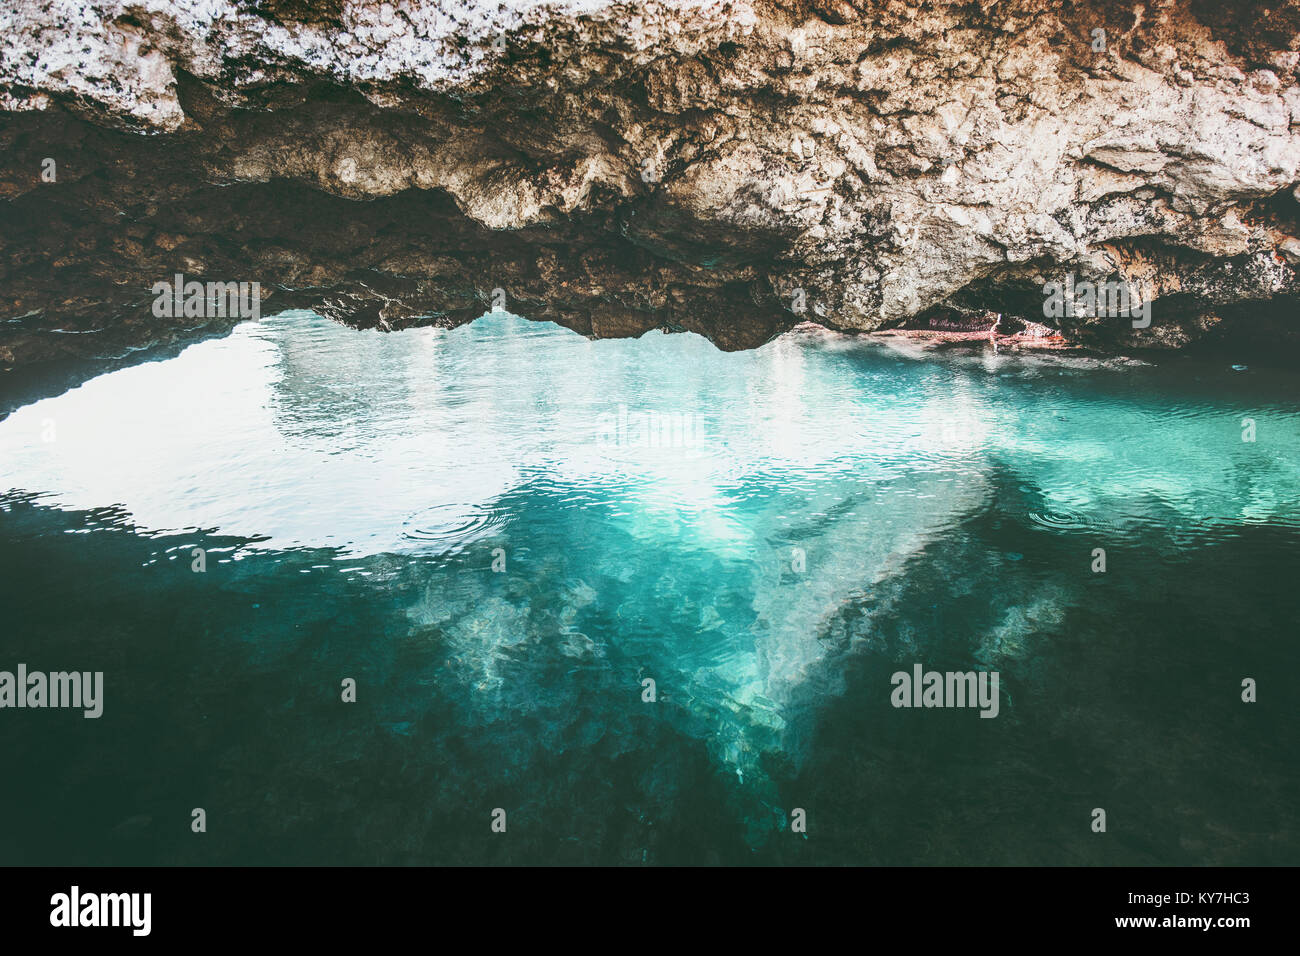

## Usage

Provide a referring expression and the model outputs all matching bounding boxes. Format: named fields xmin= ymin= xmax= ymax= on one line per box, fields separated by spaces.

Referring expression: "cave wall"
xmin=1 ymin=0 xmax=1298 ymax=382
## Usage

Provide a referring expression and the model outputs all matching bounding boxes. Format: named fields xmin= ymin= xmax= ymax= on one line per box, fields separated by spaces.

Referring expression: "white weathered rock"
xmin=0 ymin=0 xmax=1297 ymax=364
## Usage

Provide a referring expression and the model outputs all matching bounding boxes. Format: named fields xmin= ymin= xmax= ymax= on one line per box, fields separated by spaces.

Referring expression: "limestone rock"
xmin=1 ymin=0 xmax=1298 ymax=377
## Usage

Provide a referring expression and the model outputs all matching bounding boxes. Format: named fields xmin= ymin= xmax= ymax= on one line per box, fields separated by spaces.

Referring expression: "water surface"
xmin=1 ymin=312 xmax=1297 ymax=864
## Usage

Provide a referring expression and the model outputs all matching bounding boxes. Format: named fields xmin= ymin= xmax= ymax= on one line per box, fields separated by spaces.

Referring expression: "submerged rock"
xmin=1 ymin=0 xmax=1298 ymax=380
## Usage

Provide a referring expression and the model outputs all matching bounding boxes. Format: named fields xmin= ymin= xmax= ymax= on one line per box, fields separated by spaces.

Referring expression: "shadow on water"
xmin=760 ymin=467 xmax=1300 ymax=865
xmin=2 ymin=469 xmax=1297 ymax=864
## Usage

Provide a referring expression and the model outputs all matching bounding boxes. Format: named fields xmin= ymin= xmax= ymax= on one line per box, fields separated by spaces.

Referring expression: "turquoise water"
xmin=1 ymin=312 xmax=1297 ymax=864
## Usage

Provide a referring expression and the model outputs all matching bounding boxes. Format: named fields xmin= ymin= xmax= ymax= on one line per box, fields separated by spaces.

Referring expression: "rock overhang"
xmin=0 ymin=0 xmax=1297 ymax=393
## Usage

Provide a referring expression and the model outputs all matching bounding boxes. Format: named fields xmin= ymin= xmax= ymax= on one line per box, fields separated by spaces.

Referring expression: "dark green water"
xmin=1 ymin=313 xmax=1297 ymax=864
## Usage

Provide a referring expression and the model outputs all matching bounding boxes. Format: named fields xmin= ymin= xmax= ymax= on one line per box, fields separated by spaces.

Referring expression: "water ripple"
xmin=1027 ymin=508 xmax=1098 ymax=534
xmin=401 ymin=503 xmax=506 ymax=549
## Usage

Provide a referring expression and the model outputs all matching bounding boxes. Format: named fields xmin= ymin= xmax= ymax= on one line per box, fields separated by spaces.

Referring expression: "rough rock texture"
xmin=1 ymin=0 xmax=1299 ymax=383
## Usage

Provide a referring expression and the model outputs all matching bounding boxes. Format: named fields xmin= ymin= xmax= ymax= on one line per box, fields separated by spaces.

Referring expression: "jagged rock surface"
xmin=1 ymin=0 xmax=1299 ymax=380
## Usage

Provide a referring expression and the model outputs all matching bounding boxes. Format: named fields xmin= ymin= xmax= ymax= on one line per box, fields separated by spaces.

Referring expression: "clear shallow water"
xmin=1 ymin=312 xmax=1297 ymax=864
